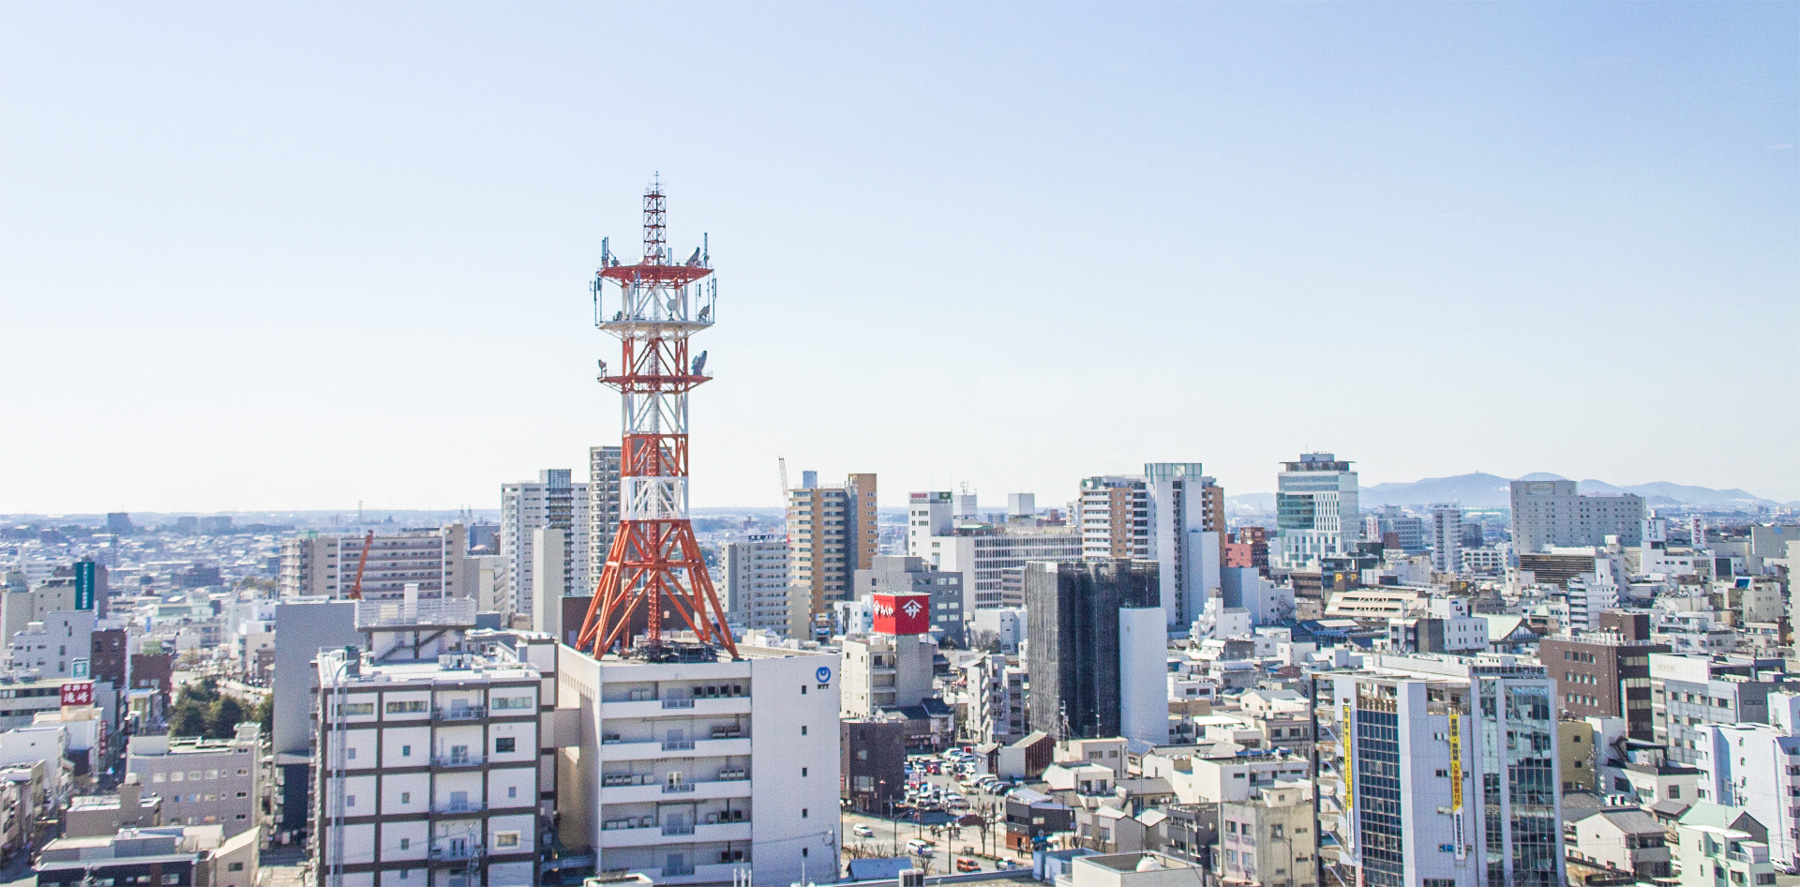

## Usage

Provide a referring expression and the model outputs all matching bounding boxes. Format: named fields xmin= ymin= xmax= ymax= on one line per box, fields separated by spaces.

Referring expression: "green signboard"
xmin=74 ymin=561 xmax=95 ymax=610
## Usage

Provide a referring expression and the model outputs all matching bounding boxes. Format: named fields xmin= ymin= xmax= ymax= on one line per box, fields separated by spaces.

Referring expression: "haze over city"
xmin=2 ymin=2 xmax=1794 ymax=511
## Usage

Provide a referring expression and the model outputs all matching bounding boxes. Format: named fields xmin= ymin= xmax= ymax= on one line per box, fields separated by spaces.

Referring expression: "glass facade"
xmin=1355 ymin=708 xmax=1405 ymax=887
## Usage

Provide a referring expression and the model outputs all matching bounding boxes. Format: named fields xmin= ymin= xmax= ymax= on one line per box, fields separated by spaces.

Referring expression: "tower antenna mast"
xmin=576 ymin=181 xmax=738 ymax=659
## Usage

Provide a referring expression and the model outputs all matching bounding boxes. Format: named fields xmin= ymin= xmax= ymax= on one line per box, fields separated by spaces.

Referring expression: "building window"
xmin=508 ymin=786 xmax=518 ymax=799
xmin=802 ymin=808 xmax=808 ymax=818
xmin=802 ymin=768 xmax=808 ymax=777
xmin=495 ymin=737 xmax=516 ymax=753
xmin=346 ymin=795 xmax=355 ymax=807
xmin=495 ymin=831 xmax=520 ymax=848
xmin=801 ymin=725 xmax=808 ymax=736
xmin=401 ymin=792 xmax=411 ymax=804
xmin=401 ymin=745 xmax=411 ymax=757
xmin=400 ymin=838 xmax=411 ymax=850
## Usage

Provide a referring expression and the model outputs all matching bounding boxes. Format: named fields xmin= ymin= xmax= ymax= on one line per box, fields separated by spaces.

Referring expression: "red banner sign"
xmin=872 ymin=593 xmax=930 ymax=636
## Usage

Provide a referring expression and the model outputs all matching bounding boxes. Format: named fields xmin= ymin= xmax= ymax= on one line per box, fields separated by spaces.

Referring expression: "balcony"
xmin=434 ymin=706 xmax=487 ymax=722
xmin=599 ymin=695 xmax=752 ymax=719
xmin=434 ymin=755 xmax=485 ymax=769
xmin=428 ymin=843 xmax=484 ymax=862
xmin=598 ymin=777 xmax=752 ymax=804
xmin=434 ymin=800 xmax=486 ymax=815
xmin=598 ymin=736 xmax=751 ymax=762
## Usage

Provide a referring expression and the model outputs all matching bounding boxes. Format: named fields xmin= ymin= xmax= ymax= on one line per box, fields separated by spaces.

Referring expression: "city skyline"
xmin=3 ymin=3 xmax=1794 ymax=513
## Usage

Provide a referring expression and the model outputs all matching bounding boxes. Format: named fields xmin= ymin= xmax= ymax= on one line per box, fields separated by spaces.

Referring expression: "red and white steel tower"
xmin=575 ymin=183 xmax=739 ymax=659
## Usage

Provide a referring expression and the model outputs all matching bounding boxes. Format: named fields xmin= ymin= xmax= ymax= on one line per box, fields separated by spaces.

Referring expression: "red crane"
xmin=347 ymin=531 xmax=374 ymax=600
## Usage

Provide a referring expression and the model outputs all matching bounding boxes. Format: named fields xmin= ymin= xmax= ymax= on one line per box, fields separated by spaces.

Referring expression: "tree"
xmin=208 ymin=697 xmax=247 ymax=739
xmin=169 ymin=702 xmax=208 ymax=738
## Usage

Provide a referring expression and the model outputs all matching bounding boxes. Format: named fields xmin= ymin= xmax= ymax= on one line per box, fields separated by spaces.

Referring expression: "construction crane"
xmin=347 ymin=531 xmax=374 ymax=600
xmin=778 ymin=456 xmax=789 ymax=500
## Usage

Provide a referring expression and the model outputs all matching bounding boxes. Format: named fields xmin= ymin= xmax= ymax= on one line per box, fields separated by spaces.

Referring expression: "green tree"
xmin=169 ymin=702 xmax=208 ymax=738
xmin=208 ymin=697 xmax=247 ymax=739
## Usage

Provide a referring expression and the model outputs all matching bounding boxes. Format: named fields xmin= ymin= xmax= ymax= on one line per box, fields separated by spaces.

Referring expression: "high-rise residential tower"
xmin=501 ymin=469 xmax=591 ymax=622
xmin=1429 ymin=503 xmax=1463 ymax=574
xmin=785 ymin=472 xmax=876 ymax=631
xmin=1077 ymin=465 xmax=1224 ymax=627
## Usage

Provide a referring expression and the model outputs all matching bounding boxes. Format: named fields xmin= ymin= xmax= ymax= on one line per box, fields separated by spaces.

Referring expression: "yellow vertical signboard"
xmin=1342 ymin=703 xmax=1353 ymax=808
xmin=1448 ymin=707 xmax=1462 ymax=811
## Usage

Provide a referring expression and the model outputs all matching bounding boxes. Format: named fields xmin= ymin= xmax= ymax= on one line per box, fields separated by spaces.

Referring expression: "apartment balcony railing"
xmin=428 ymin=843 xmax=484 ymax=861
xmin=434 ymin=800 xmax=485 ymax=815
xmin=434 ymin=755 xmax=485 ymax=768
xmin=434 ymin=706 xmax=487 ymax=722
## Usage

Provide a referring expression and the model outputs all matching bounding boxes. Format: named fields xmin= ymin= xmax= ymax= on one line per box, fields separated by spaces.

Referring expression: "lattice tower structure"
xmin=576 ymin=183 xmax=738 ymax=659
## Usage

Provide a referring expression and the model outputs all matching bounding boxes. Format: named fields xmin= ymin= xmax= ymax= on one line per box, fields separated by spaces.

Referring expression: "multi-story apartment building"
xmin=588 ymin=446 xmax=623 ymax=582
xmin=4 ymin=609 xmax=96 ymax=678
xmin=312 ymin=631 xmax=557 ymax=887
xmin=1219 ymin=781 xmax=1317 ymax=887
xmin=722 ymin=535 xmax=790 ymax=635
xmin=502 ymin=469 xmax=592 ymax=622
xmin=1429 ymin=504 xmax=1463 ymax=573
xmin=852 ymin=555 xmax=965 ymax=646
xmin=1537 ymin=612 xmax=1667 ymax=740
xmin=1693 ymin=693 xmax=1800 ymax=871
xmin=1274 ymin=454 xmax=1359 ymax=571
xmin=279 ymin=525 xmax=469 ymax=602
xmin=1650 ymin=652 xmax=1790 ymax=767
xmin=1026 ymin=559 xmax=1162 ymax=741
xmin=1509 ymin=480 xmax=1645 ymax=553
xmin=960 ymin=654 xmax=1026 ymax=746
xmin=1326 ymin=655 xmax=1563 ymax=887
xmin=785 ymin=473 xmax=877 ymax=630
xmin=555 ymin=641 xmax=842 ymax=886
xmin=127 ymin=725 xmax=262 ymax=837
xmin=1367 ymin=506 xmax=1427 ymax=553
xmin=1077 ymin=465 xmax=1224 ymax=628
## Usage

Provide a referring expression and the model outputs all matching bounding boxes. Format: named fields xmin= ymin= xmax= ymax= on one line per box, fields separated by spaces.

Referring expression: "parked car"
xmin=853 ymin=825 xmax=875 ymax=838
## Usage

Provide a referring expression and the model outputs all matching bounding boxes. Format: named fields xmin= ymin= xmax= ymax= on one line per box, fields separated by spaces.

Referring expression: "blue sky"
xmin=2 ymin=2 xmax=1794 ymax=513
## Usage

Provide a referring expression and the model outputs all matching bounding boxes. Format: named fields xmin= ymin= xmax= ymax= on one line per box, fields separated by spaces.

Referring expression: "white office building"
xmin=1327 ymin=655 xmax=1562 ymax=887
xmin=555 ymin=642 xmax=842 ymax=886
xmin=1274 ymin=454 xmax=1359 ymax=571
xmin=312 ymin=631 xmax=557 ymax=887
xmin=1509 ymin=480 xmax=1645 ymax=553
xmin=1077 ymin=465 xmax=1224 ymax=629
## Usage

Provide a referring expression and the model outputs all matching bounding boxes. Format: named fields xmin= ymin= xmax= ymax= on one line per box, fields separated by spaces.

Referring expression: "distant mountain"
xmin=1361 ymin=473 xmax=1516 ymax=509
xmin=1225 ymin=492 xmax=1275 ymax=512
xmin=1236 ymin=472 xmax=1785 ymax=511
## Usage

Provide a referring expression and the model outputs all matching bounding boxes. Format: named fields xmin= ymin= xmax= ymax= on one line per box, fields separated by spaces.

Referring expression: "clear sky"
xmin=2 ymin=2 xmax=1795 ymax=514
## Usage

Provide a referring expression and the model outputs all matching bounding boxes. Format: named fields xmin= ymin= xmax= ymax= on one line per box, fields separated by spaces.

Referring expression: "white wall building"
xmin=555 ymin=643 xmax=842 ymax=886
xmin=722 ymin=535 xmax=790 ymax=634
xmin=279 ymin=525 xmax=470 ymax=602
xmin=502 ymin=469 xmax=592 ymax=623
xmin=128 ymin=725 xmax=262 ymax=837
xmin=1509 ymin=480 xmax=1644 ymax=553
xmin=1429 ymin=503 xmax=1463 ymax=574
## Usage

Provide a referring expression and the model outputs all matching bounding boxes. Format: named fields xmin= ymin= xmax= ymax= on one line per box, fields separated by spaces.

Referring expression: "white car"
xmin=853 ymin=825 xmax=875 ymax=838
